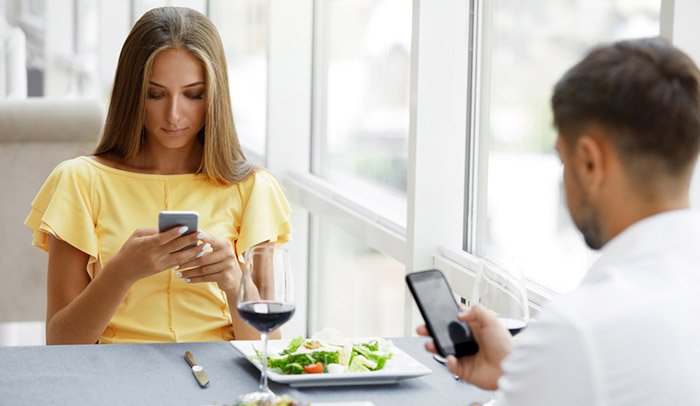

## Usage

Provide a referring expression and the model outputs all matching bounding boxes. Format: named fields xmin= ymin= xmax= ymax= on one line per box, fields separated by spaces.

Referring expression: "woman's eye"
xmin=147 ymin=92 xmax=163 ymax=100
xmin=187 ymin=93 xmax=204 ymax=100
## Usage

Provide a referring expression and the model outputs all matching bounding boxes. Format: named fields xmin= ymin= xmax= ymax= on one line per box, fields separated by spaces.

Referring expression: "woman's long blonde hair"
xmin=94 ymin=6 xmax=256 ymax=185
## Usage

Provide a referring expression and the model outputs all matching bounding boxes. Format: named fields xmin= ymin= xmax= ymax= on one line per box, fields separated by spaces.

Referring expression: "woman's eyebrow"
xmin=148 ymin=81 xmax=205 ymax=88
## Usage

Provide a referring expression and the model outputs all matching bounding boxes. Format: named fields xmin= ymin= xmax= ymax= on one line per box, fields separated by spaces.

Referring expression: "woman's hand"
xmin=176 ymin=237 xmax=276 ymax=340
xmin=105 ymin=226 xmax=203 ymax=286
xmin=417 ymin=305 xmax=512 ymax=390
xmin=176 ymin=232 xmax=243 ymax=294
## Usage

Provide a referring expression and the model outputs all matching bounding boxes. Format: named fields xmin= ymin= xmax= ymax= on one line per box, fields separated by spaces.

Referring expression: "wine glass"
xmin=470 ymin=258 xmax=528 ymax=405
xmin=471 ymin=258 xmax=529 ymax=336
xmin=236 ymin=245 xmax=295 ymax=404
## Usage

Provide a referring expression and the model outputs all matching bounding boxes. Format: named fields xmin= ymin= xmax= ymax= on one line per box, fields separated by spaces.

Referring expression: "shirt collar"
xmin=582 ymin=208 xmax=700 ymax=283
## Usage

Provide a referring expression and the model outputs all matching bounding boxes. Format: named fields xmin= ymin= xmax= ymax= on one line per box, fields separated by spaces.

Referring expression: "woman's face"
xmin=144 ymin=48 xmax=206 ymax=151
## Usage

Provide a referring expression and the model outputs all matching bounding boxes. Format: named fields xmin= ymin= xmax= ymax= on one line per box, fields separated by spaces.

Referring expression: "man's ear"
xmin=574 ymin=134 xmax=606 ymax=194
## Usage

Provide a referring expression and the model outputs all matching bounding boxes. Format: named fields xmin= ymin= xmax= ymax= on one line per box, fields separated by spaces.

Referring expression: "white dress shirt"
xmin=494 ymin=209 xmax=700 ymax=405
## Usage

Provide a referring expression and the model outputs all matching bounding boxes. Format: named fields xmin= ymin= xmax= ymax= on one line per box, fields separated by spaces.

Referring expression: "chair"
xmin=0 ymin=98 xmax=103 ymax=344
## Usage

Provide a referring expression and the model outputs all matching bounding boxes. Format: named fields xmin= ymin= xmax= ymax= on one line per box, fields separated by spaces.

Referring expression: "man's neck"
xmin=603 ymin=190 xmax=690 ymax=244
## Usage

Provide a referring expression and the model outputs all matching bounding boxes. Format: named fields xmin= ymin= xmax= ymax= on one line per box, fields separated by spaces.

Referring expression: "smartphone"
xmin=406 ymin=269 xmax=478 ymax=358
xmin=158 ymin=211 xmax=199 ymax=252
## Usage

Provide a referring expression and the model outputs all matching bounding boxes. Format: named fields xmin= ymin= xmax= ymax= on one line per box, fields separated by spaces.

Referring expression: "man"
xmin=420 ymin=37 xmax=700 ymax=405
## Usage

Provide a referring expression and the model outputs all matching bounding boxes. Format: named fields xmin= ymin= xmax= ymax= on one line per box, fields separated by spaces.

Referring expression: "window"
xmin=472 ymin=0 xmax=662 ymax=292
xmin=311 ymin=218 xmax=405 ymax=337
xmin=312 ymin=0 xmax=412 ymax=226
xmin=209 ymin=0 xmax=269 ymax=158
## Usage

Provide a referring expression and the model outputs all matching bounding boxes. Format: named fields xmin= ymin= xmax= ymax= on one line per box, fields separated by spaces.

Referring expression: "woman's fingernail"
xmin=178 ymin=226 xmax=188 ymax=234
xmin=172 ymin=265 xmax=180 ymax=271
xmin=175 ymin=272 xmax=182 ymax=278
xmin=196 ymin=231 xmax=206 ymax=239
xmin=196 ymin=243 xmax=211 ymax=258
xmin=184 ymin=278 xmax=191 ymax=283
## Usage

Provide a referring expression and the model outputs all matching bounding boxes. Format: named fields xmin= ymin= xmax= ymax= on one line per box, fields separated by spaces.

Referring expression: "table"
xmin=0 ymin=337 xmax=493 ymax=405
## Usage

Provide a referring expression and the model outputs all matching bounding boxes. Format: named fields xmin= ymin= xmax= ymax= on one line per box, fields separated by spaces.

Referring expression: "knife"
xmin=185 ymin=351 xmax=210 ymax=388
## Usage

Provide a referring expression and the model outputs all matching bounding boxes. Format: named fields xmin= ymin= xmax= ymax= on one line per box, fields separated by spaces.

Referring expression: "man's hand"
xmin=417 ymin=305 xmax=513 ymax=390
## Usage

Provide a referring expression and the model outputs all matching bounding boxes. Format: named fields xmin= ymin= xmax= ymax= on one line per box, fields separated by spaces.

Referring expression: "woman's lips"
xmin=162 ymin=127 xmax=186 ymax=135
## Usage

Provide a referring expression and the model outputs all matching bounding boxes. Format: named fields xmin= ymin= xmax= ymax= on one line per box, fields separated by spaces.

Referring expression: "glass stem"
xmin=260 ymin=332 xmax=269 ymax=392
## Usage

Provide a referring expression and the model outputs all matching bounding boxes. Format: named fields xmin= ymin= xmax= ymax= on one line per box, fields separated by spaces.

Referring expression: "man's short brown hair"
xmin=552 ymin=37 xmax=700 ymax=177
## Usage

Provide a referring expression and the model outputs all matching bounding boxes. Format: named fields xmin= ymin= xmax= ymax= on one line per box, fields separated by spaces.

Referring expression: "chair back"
xmin=0 ymin=98 xmax=103 ymax=322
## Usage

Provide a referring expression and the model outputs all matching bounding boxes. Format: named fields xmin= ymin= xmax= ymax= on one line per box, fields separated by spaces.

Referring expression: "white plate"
xmin=231 ymin=338 xmax=432 ymax=387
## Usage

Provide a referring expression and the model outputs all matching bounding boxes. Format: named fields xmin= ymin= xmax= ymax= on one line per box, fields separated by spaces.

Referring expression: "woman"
xmin=25 ymin=7 xmax=291 ymax=344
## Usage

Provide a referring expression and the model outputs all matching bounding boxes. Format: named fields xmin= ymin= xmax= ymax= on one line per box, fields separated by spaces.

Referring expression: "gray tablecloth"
xmin=0 ymin=337 xmax=492 ymax=405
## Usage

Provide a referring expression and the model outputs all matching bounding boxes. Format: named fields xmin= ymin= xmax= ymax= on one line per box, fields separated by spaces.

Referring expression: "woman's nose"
xmin=166 ymin=96 xmax=181 ymax=124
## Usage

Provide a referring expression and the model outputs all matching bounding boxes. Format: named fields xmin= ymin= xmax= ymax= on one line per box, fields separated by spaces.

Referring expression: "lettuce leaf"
xmin=350 ymin=343 xmax=392 ymax=371
xmin=266 ymin=351 xmax=339 ymax=375
xmin=281 ymin=336 xmax=305 ymax=355
xmin=347 ymin=356 xmax=370 ymax=373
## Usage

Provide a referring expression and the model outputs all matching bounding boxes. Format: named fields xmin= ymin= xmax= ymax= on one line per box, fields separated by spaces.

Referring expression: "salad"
xmin=253 ymin=334 xmax=394 ymax=375
xmin=234 ymin=395 xmax=302 ymax=406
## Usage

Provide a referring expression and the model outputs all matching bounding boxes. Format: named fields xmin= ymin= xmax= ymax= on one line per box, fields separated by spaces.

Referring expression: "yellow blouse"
xmin=25 ymin=157 xmax=292 ymax=344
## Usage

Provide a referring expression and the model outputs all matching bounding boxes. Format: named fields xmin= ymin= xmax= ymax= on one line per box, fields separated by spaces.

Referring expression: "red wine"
xmin=498 ymin=317 xmax=528 ymax=336
xmin=238 ymin=301 xmax=295 ymax=333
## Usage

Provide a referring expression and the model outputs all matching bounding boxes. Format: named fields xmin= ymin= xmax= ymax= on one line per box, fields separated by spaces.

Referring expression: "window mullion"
xmin=405 ymin=0 xmax=471 ymax=335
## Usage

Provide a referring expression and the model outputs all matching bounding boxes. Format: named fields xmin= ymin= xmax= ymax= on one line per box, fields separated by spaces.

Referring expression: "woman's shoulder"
xmin=235 ymin=169 xmax=290 ymax=212
xmin=236 ymin=168 xmax=280 ymax=192
xmin=47 ymin=156 xmax=98 ymax=179
xmin=34 ymin=157 xmax=100 ymax=197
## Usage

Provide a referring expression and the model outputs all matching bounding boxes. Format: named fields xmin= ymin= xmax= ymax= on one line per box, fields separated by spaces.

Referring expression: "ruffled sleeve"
xmin=236 ymin=170 xmax=292 ymax=261
xmin=24 ymin=159 xmax=99 ymax=270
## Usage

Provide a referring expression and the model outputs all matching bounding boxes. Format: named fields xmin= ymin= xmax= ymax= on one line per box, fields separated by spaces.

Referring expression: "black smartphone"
xmin=406 ymin=269 xmax=478 ymax=357
xmin=158 ymin=211 xmax=199 ymax=252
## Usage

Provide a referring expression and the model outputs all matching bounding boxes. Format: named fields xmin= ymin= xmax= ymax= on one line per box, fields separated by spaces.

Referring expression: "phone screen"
xmin=406 ymin=269 xmax=478 ymax=357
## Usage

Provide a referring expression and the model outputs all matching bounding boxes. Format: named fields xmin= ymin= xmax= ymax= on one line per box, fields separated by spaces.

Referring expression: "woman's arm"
xmin=227 ymin=281 xmax=275 ymax=340
xmin=46 ymin=236 xmax=132 ymax=344
xmin=46 ymin=226 xmax=204 ymax=344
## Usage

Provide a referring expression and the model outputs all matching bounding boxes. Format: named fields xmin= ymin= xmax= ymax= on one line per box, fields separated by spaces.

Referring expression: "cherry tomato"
xmin=303 ymin=362 xmax=324 ymax=374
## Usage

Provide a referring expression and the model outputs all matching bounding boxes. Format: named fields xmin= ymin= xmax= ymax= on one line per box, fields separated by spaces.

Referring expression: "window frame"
xmin=257 ymin=0 xmax=678 ymax=337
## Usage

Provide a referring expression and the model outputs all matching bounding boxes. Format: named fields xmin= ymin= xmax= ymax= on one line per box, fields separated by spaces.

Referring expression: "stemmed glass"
xmin=471 ymin=258 xmax=529 ymax=336
xmin=236 ymin=245 xmax=295 ymax=404
xmin=470 ymin=258 xmax=529 ymax=405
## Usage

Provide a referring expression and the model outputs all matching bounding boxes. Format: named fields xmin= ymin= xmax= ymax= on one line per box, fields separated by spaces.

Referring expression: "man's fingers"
xmin=461 ymin=304 xmax=497 ymax=326
xmin=416 ymin=324 xmax=430 ymax=336
xmin=424 ymin=341 xmax=438 ymax=354
xmin=446 ymin=355 xmax=465 ymax=377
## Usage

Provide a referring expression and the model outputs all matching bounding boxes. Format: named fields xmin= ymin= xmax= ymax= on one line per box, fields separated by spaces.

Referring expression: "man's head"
xmin=552 ymin=37 xmax=700 ymax=249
